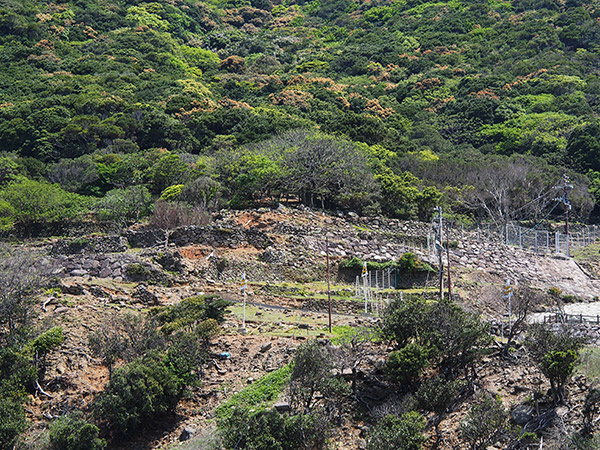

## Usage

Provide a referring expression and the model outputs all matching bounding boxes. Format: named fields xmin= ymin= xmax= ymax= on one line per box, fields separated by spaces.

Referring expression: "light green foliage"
xmin=49 ymin=411 xmax=105 ymax=450
xmin=214 ymin=364 xmax=292 ymax=421
xmin=126 ymin=4 xmax=171 ymax=30
xmin=366 ymin=412 xmax=426 ymax=450
xmin=179 ymin=45 xmax=220 ymax=72
xmin=0 ymin=178 xmax=90 ymax=230
xmin=160 ymin=184 xmax=184 ymax=202
xmin=29 ymin=326 xmax=64 ymax=356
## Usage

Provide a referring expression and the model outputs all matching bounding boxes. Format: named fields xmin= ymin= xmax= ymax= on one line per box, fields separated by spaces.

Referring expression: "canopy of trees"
xmin=1 ymin=0 xmax=600 ymax=229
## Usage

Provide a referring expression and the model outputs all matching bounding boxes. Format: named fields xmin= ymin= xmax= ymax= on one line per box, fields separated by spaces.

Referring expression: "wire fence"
xmin=427 ymin=221 xmax=600 ymax=258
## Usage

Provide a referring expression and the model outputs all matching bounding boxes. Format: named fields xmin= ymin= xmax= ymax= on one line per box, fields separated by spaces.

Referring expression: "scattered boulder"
xmin=259 ymin=342 xmax=273 ymax=353
xmin=179 ymin=427 xmax=196 ymax=442
xmin=155 ymin=250 xmax=184 ymax=272
xmin=511 ymin=404 xmax=535 ymax=425
xmin=133 ymin=284 xmax=158 ymax=305
xmin=273 ymin=402 xmax=291 ymax=413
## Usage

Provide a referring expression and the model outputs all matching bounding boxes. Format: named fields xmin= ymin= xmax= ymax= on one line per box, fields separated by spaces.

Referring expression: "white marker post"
xmin=362 ymin=262 xmax=368 ymax=313
xmin=241 ymin=272 xmax=247 ymax=330
xmin=504 ymin=278 xmax=513 ymax=335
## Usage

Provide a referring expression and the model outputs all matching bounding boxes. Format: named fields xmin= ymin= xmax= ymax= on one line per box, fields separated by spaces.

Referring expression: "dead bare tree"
xmin=0 ymin=244 xmax=53 ymax=346
xmin=502 ymin=286 xmax=545 ymax=358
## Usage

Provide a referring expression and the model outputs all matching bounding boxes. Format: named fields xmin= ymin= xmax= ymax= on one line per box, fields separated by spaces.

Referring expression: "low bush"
xmin=49 ymin=411 xmax=106 ymax=450
xmin=0 ymin=396 xmax=26 ymax=450
xmin=386 ymin=343 xmax=429 ymax=386
xmin=94 ymin=353 xmax=186 ymax=435
xmin=366 ymin=412 xmax=426 ymax=450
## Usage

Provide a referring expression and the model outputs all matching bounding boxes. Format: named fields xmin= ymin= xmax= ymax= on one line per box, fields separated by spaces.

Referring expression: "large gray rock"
xmin=511 ymin=405 xmax=534 ymax=425
xmin=133 ymin=284 xmax=158 ymax=305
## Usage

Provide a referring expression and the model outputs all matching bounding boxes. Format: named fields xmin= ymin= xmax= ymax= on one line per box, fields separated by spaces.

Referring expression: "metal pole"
xmin=435 ymin=207 xmax=444 ymax=300
xmin=446 ymin=220 xmax=452 ymax=301
xmin=326 ymin=236 xmax=332 ymax=333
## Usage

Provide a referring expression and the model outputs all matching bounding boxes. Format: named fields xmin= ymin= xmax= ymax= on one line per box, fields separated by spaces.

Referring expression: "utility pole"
xmin=504 ymin=278 xmax=513 ymax=336
xmin=446 ymin=220 xmax=452 ymax=301
xmin=326 ymin=235 xmax=332 ymax=333
xmin=362 ymin=261 xmax=368 ymax=313
xmin=433 ymin=207 xmax=444 ymax=300
xmin=556 ymin=172 xmax=573 ymax=256
xmin=240 ymin=272 xmax=247 ymax=332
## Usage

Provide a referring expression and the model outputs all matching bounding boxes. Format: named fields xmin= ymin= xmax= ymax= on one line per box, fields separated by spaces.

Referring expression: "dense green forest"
xmin=2 ymin=0 xmax=600 ymax=230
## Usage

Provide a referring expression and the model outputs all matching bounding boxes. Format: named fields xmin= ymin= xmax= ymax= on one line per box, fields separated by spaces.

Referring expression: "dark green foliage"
xmin=583 ymin=388 xmax=600 ymax=435
xmin=94 ymin=353 xmax=186 ymax=435
xmin=460 ymin=394 xmax=506 ymax=450
xmin=219 ymin=407 xmax=329 ymax=450
xmin=366 ymin=412 xmax=426 ymax=450
xmin=386 ymin=343 xmax=430 ymax=386
xmin=0 ymin=347 xmax=37 ymax=396
xmin=383 ymin=297 xmax=491 ymax=380
xmin=288 ymin=340 xmax=349 ymax=412
xmin=0 ymin=0 xmax=600 ymax=222
xmin=415 ymin=376 xmax=466 ymax=415
xmin=526 ymin=324 xmax=585 ymax=404
xmin=0 ymin=396 xmax=26 ymax=450
xmin=49 ymin=411 xmax=106 ymax=450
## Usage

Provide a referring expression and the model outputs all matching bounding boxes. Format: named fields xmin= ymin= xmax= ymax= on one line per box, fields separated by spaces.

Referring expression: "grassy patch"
xmin=572 ymin=243 xmax=600 ymax=263
xmin=214 ymin=364 xmax=292 ymax=421
xmin=577 ymin=347 xmax=600 ymax=381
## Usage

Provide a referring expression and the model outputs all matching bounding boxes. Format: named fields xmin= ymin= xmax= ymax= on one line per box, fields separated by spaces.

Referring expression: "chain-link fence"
xmin=427 ymin=221 xmax=600 ymax=258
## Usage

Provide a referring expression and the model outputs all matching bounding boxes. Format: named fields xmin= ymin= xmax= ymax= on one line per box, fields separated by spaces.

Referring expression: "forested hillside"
xmin=2 ymin=0 xmax=600 ymax=230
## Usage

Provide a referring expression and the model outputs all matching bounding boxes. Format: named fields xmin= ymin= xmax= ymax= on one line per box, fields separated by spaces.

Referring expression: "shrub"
xmin=366 ymin=412 xmax=426 ymax=450
xmin=460 ymin=394 xmax=506 ymax=450
xmin=148 ymin=200 xmax=210 ymax=230
xmin=526 ymin=324 xmax=585 ymax=404
xmin=386 ymin=343 xmax=429 ymax=386
xmin=288 ymin=340 xmax=349 ymax=413
xmin=94 ymin=353 xmax=186 ymax=435
xmin=160 ymin=184 xmax=184 ymax=202
xmin=398 ymin=252 xmax=434 ymax=273
xmin=415 ymin=376 xmax=465 ymax=415
xmin=219 ymin=407 xmax=328 ymax=450
xmin=0 ymin=396 xmax=26 ymax=450
xmin=0 ymin=178 xmax=90 ymax=230
xmin=30 ymin=326 xmax=64 ymax=356
xmin=49 ymin=411 xmax=105 ymax=450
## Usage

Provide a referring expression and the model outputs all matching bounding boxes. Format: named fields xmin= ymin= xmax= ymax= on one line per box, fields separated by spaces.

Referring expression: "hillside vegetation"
xmin=1 ymin=0 xmax=600 ymax=231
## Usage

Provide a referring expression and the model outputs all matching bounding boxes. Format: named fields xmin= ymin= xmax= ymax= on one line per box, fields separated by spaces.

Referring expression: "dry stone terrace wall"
xmin=46 ymin=207 xmax=600 ymax=299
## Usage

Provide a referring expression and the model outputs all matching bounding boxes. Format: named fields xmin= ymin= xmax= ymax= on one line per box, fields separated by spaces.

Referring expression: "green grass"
xmin=214 ymin=364 xmax=292 ymax=421
xmin=228 ymin=304 xmax=336 ymax=337
xmin=572 ymin=243 xmax=600 ymax=262
xmin=577 ymin=347 xmax=600 ymax=381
